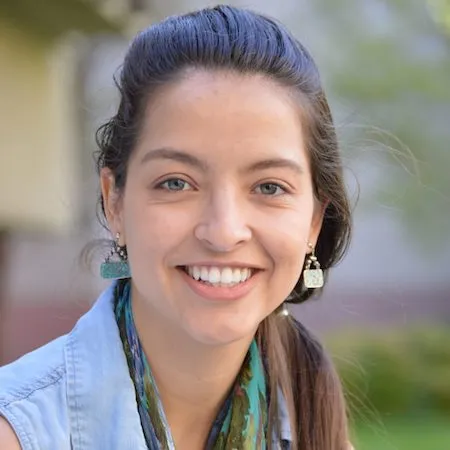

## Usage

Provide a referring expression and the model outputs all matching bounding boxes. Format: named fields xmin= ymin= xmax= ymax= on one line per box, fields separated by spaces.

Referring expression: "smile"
xmin=178 ymin=265 xmax=261 ymax=301
xmin=182 ymin=265 xmax=254 ymax=287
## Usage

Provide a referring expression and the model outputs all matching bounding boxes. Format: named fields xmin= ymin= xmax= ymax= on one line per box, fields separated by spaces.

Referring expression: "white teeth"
xmin=200 ymin=267 xmax=209 ymax=281
xmin=192 ymin=266 xmax=201 ymax=281
xmin=185 ymin=266 xmax=254 ymax=285
xmin=208 ymin=267 xmax=221 ymax=284
xmin=220 ymin=267 xmax=233 ymax=284
xmin=240 ymin=268 xmax=249 ymax=282
xmin=232 ymin=268 xmax=242 ymax=283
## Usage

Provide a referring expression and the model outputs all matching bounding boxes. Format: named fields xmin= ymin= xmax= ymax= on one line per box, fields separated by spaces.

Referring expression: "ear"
xmin=100 ymin=168 xmax=124 ymax=237
xmin=308 ymin=198 xmax=328 ymax=248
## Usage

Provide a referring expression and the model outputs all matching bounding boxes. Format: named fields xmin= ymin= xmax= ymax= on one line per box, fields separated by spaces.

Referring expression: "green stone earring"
xmin=100 ymin=232 xmax=131 ymax=279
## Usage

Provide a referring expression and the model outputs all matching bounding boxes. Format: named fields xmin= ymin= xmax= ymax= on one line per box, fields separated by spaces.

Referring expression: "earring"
xmin=100 ymin=232 xmax=131 ymax=279
xmin=303 ymin=243 xmax=324 ymax=289
xmin=279 ymin=303 xmax=290 ymax=317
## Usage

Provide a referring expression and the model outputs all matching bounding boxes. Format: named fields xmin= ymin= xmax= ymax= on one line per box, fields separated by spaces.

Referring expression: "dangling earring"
xmin=100 ymin=232 xmax=131 ymax=279
xmin=303 ymin=243 xmax=324 ymax=289
xmin=279 ymin=303 xmax=290 ymax=317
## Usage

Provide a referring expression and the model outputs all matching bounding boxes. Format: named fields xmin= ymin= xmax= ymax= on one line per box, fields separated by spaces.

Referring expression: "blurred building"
xmin=0 ymin=0 xmax=153 ymax=231
xmin=0 ymin=0 xmax=154 ymax=364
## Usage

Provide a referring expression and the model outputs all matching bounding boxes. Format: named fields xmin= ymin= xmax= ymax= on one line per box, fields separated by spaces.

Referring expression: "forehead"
xmin=135 ymin=70 xmax=307 ymax=166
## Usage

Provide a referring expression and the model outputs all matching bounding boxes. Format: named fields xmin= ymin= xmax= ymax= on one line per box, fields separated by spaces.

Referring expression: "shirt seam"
xmin=0 ymin=365 xmax=65 ymax=408
xmin=65 ymin=328 xmax=83 ymax=449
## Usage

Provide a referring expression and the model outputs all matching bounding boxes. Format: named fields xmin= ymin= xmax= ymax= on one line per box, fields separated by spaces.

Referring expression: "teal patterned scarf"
xmin=115 ymin=281 xmax=268 ymax=449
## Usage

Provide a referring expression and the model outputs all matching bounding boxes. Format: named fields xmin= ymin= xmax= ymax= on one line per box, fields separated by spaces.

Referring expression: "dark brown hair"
xmin=96 ymin=5 xmax=352 ymax=449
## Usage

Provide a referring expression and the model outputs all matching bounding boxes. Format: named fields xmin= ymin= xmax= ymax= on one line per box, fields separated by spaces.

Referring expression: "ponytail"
xmin=258 ymin=311 xmax=349 ymax=450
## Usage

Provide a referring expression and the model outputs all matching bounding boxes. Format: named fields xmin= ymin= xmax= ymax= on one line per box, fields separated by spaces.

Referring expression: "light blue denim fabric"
xmin=0 ymin=283 xmax=292 ymax=449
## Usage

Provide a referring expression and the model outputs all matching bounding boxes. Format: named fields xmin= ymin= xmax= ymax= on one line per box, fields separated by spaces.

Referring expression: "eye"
xmin=255 ymin=182 xmax=287 ymax=196
xmin=157 ymin=178 xmax=193 ymax=191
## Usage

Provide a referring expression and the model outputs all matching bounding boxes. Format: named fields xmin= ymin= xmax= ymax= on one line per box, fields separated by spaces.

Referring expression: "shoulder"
xmin=0 ymin=336 xmax=68 ymax=449
xmin=0 ymin=283 xmax=133 ymax=449
xmin=0 ymin=335 xmax=66 ymax=406
xmin=0 ymin=282 xmax=115 ymax=406
xmin=0 ymin=417 xmax=21 ymax=450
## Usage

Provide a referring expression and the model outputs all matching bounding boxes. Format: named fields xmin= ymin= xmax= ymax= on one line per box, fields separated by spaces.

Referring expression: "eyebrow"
xmin=140 ymin=147 xmax=303 ymax=175
xmin=140 ymin=147 xmax=209 ymax=171
xmin=244 ymin=158 xmax=304 ymax=176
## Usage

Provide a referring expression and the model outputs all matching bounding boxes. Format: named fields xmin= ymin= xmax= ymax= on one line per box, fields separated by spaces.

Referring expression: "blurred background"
xmin=0 ymin=0 xmax=449 ymax=448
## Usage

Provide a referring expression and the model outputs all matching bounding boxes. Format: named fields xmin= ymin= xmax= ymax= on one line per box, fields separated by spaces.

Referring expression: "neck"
xmin=131 ymin=285 xmax=255 ymax=447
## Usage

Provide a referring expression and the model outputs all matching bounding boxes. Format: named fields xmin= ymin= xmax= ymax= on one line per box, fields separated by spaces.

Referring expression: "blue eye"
xmin=158 ymin=178 xmax=192 ymax=191
xmin=256 ymin=182 xmax=286 ymax=196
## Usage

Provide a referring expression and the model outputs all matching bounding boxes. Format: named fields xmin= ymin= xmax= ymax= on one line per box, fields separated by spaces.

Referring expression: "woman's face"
xmin=102 ymin=70 xmax=324 ymax=346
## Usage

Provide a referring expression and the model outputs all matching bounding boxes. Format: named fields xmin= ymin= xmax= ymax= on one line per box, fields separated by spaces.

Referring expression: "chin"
xmin=184 ymin=316 xmax=259 ymax=346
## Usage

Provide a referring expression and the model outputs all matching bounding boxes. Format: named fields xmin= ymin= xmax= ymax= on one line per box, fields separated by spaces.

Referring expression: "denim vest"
xmin=0 ymin=284 xmax=292 ymax=449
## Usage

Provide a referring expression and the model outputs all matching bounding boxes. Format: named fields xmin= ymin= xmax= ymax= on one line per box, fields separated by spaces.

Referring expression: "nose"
xmin=194 ymin=188 xmax=252 ymax=252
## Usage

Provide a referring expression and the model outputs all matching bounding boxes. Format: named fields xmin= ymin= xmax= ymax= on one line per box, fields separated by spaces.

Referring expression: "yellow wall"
xmin=0 ymin=20 xmax=80 ymax=233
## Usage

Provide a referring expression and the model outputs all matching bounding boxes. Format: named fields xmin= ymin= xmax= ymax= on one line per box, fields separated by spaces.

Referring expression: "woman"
xmin=0 ymin=5 xmax=353 ymax=449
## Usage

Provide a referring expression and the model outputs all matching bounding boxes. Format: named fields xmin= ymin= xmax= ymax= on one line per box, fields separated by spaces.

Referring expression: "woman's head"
xmin=97 ymin=5 xmax=351 ymax=346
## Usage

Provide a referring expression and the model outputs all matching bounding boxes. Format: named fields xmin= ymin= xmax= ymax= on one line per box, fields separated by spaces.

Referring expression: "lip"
xmin=180 ymin=261 xmax=263 ymax=269
xmin=178 ymin=267 xmax=261 ymax=301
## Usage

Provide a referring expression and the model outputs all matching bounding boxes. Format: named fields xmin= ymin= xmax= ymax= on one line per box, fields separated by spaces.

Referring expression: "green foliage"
xmin=427 ymin=0 xmax=450 ymax=34
xmin=310 ymin=0 xmax=450 ymax=250
xmin=354 ymin=415 xmax=450 ymax=450
xmin=327 ymin=326 xmax=450 ymax=421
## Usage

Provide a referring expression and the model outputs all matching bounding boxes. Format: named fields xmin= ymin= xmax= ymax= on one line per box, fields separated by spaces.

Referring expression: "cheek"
xmin=270 ymin=229 xmax=307 ymax=272
xmin=121 ymin=190 xmax=190 ymax=258
xmin=258 ymin=204 xmax=313 ymax=276
xmin=268 ymin=230 xmax=308 ymax=302
xmin=265 ymin=207 xmax=313 ymax=252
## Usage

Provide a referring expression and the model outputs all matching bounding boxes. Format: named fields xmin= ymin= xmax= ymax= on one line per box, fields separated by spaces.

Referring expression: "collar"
xmin=66 ymin=282 xmax=292 ymax=448
xmin=66 ymin=282 xmax=147 ymax=449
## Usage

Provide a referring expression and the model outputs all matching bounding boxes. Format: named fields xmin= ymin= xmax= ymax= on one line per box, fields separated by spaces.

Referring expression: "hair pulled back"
xmin=96 ymin=5 xmax=352 ymax=449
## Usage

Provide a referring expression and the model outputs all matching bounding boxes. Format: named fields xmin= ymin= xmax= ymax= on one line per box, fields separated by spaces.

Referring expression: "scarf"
xmin=115 ymin=281 xmax=268 ymax=449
